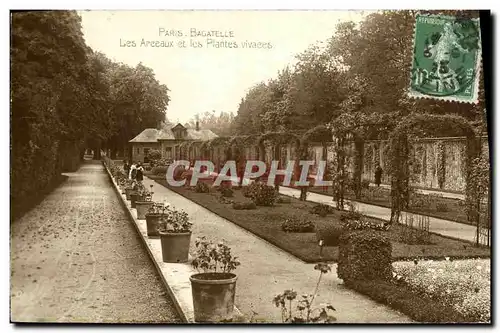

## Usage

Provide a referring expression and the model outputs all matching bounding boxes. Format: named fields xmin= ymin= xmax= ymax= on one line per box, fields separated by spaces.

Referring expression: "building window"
xmin=144 ymin=148 xmax=150 ymax=156
xmin=136 ymin=147 xmax=140 ymax=154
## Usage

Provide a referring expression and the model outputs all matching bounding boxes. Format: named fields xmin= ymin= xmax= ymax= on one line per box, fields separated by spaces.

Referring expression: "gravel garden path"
xmin=10 ymin=160 xmax=180 ymax=323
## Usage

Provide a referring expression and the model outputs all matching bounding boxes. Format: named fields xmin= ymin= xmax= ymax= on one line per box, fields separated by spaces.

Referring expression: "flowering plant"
xmin=393 ymin=258 xmax=490 ymax=322
xmin=191 ymin=236 xmax=240 ymax=273
xmin=273 ymin=263 xmax=336 ymax=323
xmin=158 ymin=207 xmax=192 ymax=233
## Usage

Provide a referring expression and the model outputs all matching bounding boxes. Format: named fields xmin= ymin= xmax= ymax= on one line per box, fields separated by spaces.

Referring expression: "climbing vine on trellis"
xmin=257 ymin=131 xmax=301 ymax=192
xmin=386 ymin=114 xmax=481 ymax=231
xmin=436 ymin=140 xmax=446 ymax=189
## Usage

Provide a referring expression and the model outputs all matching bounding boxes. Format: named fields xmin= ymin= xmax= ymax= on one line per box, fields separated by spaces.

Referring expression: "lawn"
xmin=149 ymin=175 xmax=490 ymax=263
xmin=305 ymin=185 xmax=489 ymax=227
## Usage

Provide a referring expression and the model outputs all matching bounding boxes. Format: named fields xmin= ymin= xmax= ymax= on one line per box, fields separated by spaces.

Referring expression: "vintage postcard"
xmin=10 ymin=9 xmax=491 ymax=325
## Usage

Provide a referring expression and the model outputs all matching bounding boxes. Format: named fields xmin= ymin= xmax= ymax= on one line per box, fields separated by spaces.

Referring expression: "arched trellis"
xmin=299 ymin=125 xmax=334 ymax=200
xmin=330 ymin=112 xmax=395 ymax=209
xmin=206 ymin=137 xmax=231 ymax=172
xmin=229 ymin=135 xmax=260 ymax=185
xmin=386 ymin=114 xmax=481 ymax=232
xmin=257 ymin=132 xmax=301 ymax=191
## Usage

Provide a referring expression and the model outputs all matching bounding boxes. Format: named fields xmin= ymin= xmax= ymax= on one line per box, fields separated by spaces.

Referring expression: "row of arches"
xmin=172 ymin=114 xmax=487 ymax=229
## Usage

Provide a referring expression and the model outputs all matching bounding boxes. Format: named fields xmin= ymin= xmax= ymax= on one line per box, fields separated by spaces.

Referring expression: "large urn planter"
xmin=159 ymin=231 xmax=191 ymax=263
xmin=145 ymin=213 xmax=162 ymax=238
xmin=190 ymin=273 xmax=238 ymax=322
xmin=136 ymin=201 xmax=154 ymax=219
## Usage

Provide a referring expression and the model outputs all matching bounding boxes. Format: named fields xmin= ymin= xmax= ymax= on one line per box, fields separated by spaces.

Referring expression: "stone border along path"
xmin=135 ymin=175 xmax=413 ymax=323
xmin=104 ymin=163 xmax=245 ymax=323
xmin=278 ymin=187 xmax=490 ymax=246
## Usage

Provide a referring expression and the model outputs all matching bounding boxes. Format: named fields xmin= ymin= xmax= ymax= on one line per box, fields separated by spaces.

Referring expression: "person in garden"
xmin=375 ymin=165 xmax=383 ymax=187
xmin=123 ymin=160 xmax=130 ymax=176
xmin=129 ymin=162 xmax=137 ymax=180
xmin=136 ymin=163 xmax=144 ymax=183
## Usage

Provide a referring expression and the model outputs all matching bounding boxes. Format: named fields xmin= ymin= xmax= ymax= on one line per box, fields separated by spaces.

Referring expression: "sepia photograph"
xmin=9 ymin=6 xmax=492 ymax=325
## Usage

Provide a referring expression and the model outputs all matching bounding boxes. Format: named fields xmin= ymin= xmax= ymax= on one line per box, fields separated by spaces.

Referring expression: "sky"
xmin=79 ymin=10 xmax=370 ymax=123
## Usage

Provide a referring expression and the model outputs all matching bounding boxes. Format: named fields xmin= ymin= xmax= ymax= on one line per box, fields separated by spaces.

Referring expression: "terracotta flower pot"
xmin=135 ymin=201 xmax=154 ymax=219
xmin=145 ymin=213 xmax=162 ymax=238
xmin=130 ymin=193 xmax=144 ymax=208
xmin=125 ymin=187 xmax=134 ymax=200
xmin=159 ymin=231 xmax=191 ymax=263
xmin=190 ymin=272 xmax=237 ymax=323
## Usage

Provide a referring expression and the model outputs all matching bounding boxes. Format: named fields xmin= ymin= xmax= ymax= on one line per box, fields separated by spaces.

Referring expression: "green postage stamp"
xmin=409 ymin=14 xmax=482 ymax=103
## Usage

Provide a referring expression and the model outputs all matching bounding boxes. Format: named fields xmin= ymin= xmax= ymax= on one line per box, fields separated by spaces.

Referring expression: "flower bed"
xmin=393 ymin=258 xmax=490 ymax=323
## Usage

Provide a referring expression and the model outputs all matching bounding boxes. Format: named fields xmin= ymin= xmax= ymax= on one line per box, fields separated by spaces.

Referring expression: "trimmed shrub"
xmin=315 ymin=223 xmax=343 ymax=246
xmin=195 ymin=182 xmax=210 ymax=193
xmin=220 ymin=187 xmax=234 ymax=198
xmin=309 ymin=203 xmax=335 ymax=217
xmin=436 ymin=202 xmax=449 ymax=212
xmin=248 ymin=182 xmax=277 ymax=206
xmin=242 ymin=182 xmax=259 ymax=198
xmin=337 ymin=230 xmax=392 ymax=283
xmin=281 ymin=217 xmax=315 ymax=233
xmin=151 ymin=166 xmax=168 ymax=176
xmin=232 ymin=201 xmax=257 ymax=210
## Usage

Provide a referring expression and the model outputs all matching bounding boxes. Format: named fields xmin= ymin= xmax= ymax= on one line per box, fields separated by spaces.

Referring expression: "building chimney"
xmin=196 ymin=120 xmax=199 ymax=131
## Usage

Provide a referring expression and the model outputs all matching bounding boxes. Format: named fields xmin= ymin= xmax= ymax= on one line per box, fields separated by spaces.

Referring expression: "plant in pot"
xmin=145 ymin=202 xmax=168 ymax=238
xmin=130 ymin=182 xmax=146 ymax=208
xmin=135 ymin=184 xmax=154 ymax=219
xmin=124 ymin=180 xmax=137 ymax=200
xmin=158 ymin=207 xmax=192 ymax=263
xmin=190 ymin=236 xmax=241 ymax=323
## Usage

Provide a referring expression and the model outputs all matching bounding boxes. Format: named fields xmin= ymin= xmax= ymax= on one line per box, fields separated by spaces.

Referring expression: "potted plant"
xmin=129 ymin=182 xmax=144 ymax=208
xmin=124 ymin=180 xmax=137 ymax=200
xmin=158 ymin=207 xmax=192 ymax=263
xmin=190 ymin=236 xmax=241 ymax=323
xmin=135 ymin=184 xmax=154 ymax=219
xmin=145 ymin=202 xmax=167 ymax=238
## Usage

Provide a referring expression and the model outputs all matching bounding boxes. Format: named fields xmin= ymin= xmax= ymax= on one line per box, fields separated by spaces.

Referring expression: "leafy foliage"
xmin=281 ymin=217 xmax=315 ymax=233
xmin=195 ymin=182 xmax=210 ymax=193
xmin=309 ymin=203 xmax=336 ymax=217
xmin=338 ymin=229 xmax=392 ymax=283
xmin=191 ymin=236 xmax=240 ymax=274
xmin=11 ymin=11 xmax=170 ymax=208
xmin=232 ymin=201 xmax=257 ymax=210
xmin=158 ymin=206 xmax=192 ymax=233
xmin=273 ymin=263 xmax=336 ymax=323
xmin=247 ymin=182 xmax=277 ymax=206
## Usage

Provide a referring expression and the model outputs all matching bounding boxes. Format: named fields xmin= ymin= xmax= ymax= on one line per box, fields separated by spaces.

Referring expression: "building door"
xmin=144 ymin=148 xmax=150 ymax=163
xmin=165 ymin=147 xmax=173 ymax=159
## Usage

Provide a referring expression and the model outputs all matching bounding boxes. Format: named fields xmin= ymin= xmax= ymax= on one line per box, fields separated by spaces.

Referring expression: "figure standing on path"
xmin=129 ymin=162 xmax=137 ymax=180
xmin=123 ymin=160 xmax=130 ymax=177
xmin=136 ymin=163 xmax=144 ymax=183
xmin=375 ymin=165 xmax=383 ymax=187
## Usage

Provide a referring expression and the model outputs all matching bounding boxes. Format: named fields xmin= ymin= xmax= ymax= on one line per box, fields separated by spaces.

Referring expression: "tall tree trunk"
xmin=354 ymin=138 xmax=364 ymax=199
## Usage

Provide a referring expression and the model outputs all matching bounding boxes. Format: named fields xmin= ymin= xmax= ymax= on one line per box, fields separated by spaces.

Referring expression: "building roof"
xmin=129 ymin=122 xmax=218 ymax=143
xmin=128 ymin=128 xmax=161 ymax=143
